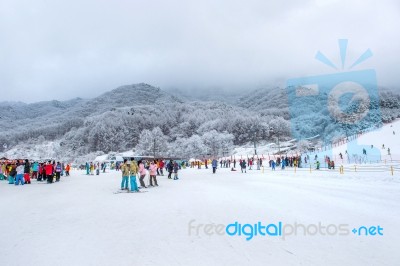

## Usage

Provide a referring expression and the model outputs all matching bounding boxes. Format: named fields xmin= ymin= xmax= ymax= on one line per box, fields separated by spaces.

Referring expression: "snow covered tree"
xmin=135 ymin=127 xmax=168 ymax=157
xmin=201 ymin=130 xmax=234 ymax=157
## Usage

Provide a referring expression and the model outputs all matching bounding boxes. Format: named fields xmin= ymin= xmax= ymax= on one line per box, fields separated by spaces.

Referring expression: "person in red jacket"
xmin=45 ymin=161 xmax=54 ymax=184
xmin=159 ymin=160 xmax=165 ymax=176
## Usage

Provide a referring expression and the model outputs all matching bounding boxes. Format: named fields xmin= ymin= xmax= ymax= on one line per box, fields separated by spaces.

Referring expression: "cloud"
xmin=0 ymin=0 xmax=399 ymax=102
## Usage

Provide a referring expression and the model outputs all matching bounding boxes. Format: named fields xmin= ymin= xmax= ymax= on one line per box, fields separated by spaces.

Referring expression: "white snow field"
xmin=1 ymin=166 xmax=399 ymax=266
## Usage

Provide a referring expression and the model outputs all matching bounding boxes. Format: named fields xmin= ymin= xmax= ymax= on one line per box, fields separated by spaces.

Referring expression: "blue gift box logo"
xmin=286 ymin=39 xmax=381 ymax=144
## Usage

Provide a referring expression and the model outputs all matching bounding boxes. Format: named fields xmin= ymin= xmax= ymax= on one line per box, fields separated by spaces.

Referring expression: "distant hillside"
xmin=236 ymin=87 xmax=290 ymax=119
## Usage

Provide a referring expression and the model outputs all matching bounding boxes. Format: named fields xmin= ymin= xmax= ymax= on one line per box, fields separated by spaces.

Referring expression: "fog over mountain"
xmin=1 ymin=0 xmax=399 ymax=102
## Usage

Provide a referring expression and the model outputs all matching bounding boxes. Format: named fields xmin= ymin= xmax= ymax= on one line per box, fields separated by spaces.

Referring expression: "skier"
xmin=271 ymin=160 xmax=276 ymax=171
xmin=120 ymin=159 xmax=129 ymax=190
xmin=85 ymin=162 xmax=89 ymax=175
xmin=138 ymin=160 xmax=147 ymax=188
xmin=233 ymin=159 xmax=236 ymax=168
xmin=129 ymin=158 xmax=139 ymax=192
xmin=212 ymin=159 xmax=217 ymax=174
xmin=149 ymin=161 xmax=158 ymax=186
xmin=388 ymin=148 xmax=391 ymax=155
xmin=173 ymin=161 xmax=179 ymax=180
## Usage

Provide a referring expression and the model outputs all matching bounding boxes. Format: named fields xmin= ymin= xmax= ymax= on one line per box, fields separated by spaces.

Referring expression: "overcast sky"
xmin=0 ymin=0 xmax=399 ymax=102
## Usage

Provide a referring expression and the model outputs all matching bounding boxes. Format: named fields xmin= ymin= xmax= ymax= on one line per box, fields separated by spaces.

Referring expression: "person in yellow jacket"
xmin=129 ymin=157 xmax=139 ymax=192
xmin=120 ymin=159 xmax=130 ymax=190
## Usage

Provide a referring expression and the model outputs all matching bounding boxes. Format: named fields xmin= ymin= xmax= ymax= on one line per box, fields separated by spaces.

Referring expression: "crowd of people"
xmin=117 ymin=158 xmax=181 ymax=192
xmin=207 ymin=155 xmax=307 ymax=174
xmin=0 ymin=159 xmax=70 ymax=185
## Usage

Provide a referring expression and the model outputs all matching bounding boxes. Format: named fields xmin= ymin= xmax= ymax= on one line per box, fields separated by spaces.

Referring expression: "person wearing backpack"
xmin=55 ymin=162 xmax=62 ymax=182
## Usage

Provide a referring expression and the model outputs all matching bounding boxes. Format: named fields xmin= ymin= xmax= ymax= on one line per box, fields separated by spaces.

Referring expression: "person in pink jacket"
xmin=149 ymin=160 xmax=158 ymax=186
xmin=138 ymin=160 xmax=147 ymax=188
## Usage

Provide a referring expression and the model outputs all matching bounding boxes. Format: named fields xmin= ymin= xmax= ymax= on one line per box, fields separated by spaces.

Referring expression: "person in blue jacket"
xmin=212 ymin=159 xmax=218 ymax=174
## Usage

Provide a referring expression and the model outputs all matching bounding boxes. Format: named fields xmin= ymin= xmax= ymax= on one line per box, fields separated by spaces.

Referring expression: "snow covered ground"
xmin=1 ymin=166 xmax=399 ymax=266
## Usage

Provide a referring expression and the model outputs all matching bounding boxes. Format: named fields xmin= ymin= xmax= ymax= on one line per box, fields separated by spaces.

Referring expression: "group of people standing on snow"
xmin=208 ymin=154 xmax=346 ymax=173
xmin=0 ymin=159 xmax=70 ymax=185
xmin=119 ymin=158 xmax=180 ymax=192
xmin=84 ymin=162 xmax=106 ymax=175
